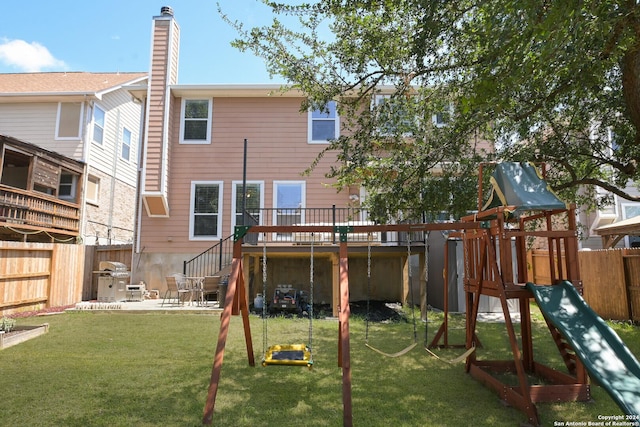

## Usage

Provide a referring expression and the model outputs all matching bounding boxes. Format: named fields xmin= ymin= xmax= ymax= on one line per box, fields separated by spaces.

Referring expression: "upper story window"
xmin=180 ymin=99 xmax=212 ymax=144
xmin=92 ymin=105 xmax=106 ymax=145
xmin=190 ymin=181 xmax=223 ymax=240
xmin=432 ymin=103 xmax=453 ymax=128
xmin=308 ymin=101 xmax=339 ymax=143
xmin=56 ymin=102 xmax=83 ymax=140
xmin=373 ymin=95 xmax=416 ymax=136
xmin=609 ymin=128 xmax=619 ymax=154
xmin=121 ymin=127 xmax=132 ymax=161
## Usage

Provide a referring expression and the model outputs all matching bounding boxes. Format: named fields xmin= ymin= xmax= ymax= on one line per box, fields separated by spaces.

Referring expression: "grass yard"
xmin=0 ymin=307 xmax=638 ymax=426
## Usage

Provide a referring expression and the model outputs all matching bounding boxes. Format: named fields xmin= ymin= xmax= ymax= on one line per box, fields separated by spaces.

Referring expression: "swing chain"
xmin=309 ymin=232 xmax=314 ymax=352
xmin=365 ymin=232 xmax=372 ymax=342
xmin=262 ymin=240 xmax=267 ymax=357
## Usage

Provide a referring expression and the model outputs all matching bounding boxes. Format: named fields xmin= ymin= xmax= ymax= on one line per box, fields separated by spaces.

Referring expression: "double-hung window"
xmin=190 ymin=182 xmax=223 ymax=240
xmin=432 ymin=103 xmax=453 ymax=127
xmin=92 ymin=106 xmax=106 ymax=144
xmin=232 ymin=182 xmax=264 ymax=229
xmin=373 ymin=94 xmax=416 ymax=136
xmin=273 ymin=181 xmax=305 ymax=240
xmin=121 ymin=127 xmax=132 ymax=161
xmin=58 ymin=172 xmax=78 ymax=201
xmin=180 ymin=99 xmax=212 ymax=144
xmin=86 ymin=176 xmax=100 ymax=205
xmin=308 ymin=101 xmax=339 ymax=143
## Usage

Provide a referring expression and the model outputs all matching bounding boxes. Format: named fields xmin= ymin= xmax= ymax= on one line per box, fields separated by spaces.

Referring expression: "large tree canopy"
xmin=221 ymin=0 xmax=640 ymax=220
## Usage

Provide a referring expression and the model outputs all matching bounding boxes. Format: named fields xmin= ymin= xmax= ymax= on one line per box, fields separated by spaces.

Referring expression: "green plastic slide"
xmin=526 ymin=281 xmax=640 ymax=416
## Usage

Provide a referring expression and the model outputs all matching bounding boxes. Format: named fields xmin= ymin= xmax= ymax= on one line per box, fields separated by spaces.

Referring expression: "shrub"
xmin=0 ymin=317 xmax=16 ymax=333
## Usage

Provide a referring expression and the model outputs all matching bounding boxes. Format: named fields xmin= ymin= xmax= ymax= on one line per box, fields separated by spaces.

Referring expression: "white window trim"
xmin=58 ymin=173 xmax=78 ymax=201
xmin=121 ymin=127 xmax=133 ymax=161
xmin=231 ymin=180 xmax=265 ymax=232
xmin=180 ymin=99 xmax=213 ymax=145
xmin=92 ymin=105 xmax=106 ymax=145
xmin=308 ymin=101 xmax=339 ymax=144
xmin=372 ymin=94 xmax=417 ymax=137
xmin=432 ymin=102 xmax=454 ymax=128
xmin=55 ymin=102 xmax=84 ymax=140
xmin=189 ymin=181 xmax=224 ymax=240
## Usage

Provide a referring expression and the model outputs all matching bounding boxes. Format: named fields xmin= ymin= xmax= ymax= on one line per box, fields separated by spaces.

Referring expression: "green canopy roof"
xmin=482 ymin=162 xmax=567 ymax=216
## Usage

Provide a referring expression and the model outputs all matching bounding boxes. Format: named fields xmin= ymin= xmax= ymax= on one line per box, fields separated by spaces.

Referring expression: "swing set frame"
xmin=202 ymin=221 xmax=480 ymax=426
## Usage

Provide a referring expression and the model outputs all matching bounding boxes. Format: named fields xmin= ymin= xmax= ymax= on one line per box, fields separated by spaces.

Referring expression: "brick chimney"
xmin=141 ymin=6 xmax=180 ymax=217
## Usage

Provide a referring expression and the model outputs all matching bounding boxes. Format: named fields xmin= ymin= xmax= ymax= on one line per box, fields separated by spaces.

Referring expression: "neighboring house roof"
xmin=0 ymin=72 xmax=147 ymax=101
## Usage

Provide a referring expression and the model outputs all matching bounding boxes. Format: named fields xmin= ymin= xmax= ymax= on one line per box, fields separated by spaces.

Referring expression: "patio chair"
xmin=202 ymin=276 xmax=221 ymax=306
xmin=162 ymin=274 xmax=191 ymax=306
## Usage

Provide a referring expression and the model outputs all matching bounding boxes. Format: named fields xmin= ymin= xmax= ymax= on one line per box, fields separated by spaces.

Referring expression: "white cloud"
xmin=0 ymin=38 xmax=67 ymax=72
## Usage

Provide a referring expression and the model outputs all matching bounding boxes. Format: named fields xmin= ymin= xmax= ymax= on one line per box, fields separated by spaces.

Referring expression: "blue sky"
xmin=0 ymin=1 xmax=287 ymax=84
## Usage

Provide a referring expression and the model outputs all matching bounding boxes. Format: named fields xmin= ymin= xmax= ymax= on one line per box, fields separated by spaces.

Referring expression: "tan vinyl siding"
xmin=87 ymin=91 xmax=140 ymax=187
xmin=0 ymin=103 xmax=84 ymax=159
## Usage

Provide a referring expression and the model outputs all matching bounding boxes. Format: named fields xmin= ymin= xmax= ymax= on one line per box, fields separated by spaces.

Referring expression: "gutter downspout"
xmin=108 ymin=109 xmax=121 ymax=244
xmin=79 ymin=96 xmax=92 ymax=244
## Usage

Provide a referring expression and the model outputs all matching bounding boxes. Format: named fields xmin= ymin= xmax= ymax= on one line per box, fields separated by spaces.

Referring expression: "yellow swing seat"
xmin=262 ymin=344 xmax=313 ymax=368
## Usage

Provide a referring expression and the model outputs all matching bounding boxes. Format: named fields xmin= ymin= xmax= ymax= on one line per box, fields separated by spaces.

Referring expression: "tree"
xmin=220 ymin=0 xmax=640 ymax=220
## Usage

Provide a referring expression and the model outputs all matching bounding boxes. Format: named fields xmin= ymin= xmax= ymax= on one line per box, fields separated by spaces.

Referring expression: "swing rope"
xmin=364 ymin=231 xmax=418 ymax=358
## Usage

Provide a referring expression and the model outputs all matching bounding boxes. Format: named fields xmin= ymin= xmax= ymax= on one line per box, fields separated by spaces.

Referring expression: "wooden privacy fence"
xmin=0 ymin=241 xmax=85 ymax=316
xmin=528 ymin=248 xmax=640 ymax=321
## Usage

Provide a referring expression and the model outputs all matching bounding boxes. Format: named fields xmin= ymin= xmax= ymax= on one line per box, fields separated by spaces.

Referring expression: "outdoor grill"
xmin=96 ymin=261 xmax=130 ymax=302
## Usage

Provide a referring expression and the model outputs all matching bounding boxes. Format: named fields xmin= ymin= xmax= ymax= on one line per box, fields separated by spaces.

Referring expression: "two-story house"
xmin=0 ymin=71 xmax=147 ymax=244
xmin=131 ymin=7 xmax=422 ymax=312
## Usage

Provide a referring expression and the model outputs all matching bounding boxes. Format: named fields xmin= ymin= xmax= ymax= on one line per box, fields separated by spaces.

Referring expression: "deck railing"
xmin=0 ymin=184 xmax=80 ymax=235
xmin=183 ymin=206 xmax=429 ymax=277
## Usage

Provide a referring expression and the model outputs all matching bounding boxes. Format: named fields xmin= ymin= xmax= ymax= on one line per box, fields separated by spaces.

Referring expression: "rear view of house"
xmin=134 ymin=7 xmax=354 ymax=271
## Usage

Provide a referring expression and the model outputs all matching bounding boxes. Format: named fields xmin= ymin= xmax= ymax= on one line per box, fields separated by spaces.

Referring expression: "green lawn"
xmin=1 ymin=308 xmax=638 ymax=426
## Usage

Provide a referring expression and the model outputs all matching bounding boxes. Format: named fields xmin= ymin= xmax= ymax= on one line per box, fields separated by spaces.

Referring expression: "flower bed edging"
xmin=0 ymin=324 xmax=49 ymax=350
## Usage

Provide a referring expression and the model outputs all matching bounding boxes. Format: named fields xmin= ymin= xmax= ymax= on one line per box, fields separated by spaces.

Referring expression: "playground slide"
xmin=526 ymin=281 xmax=640 ymax=416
